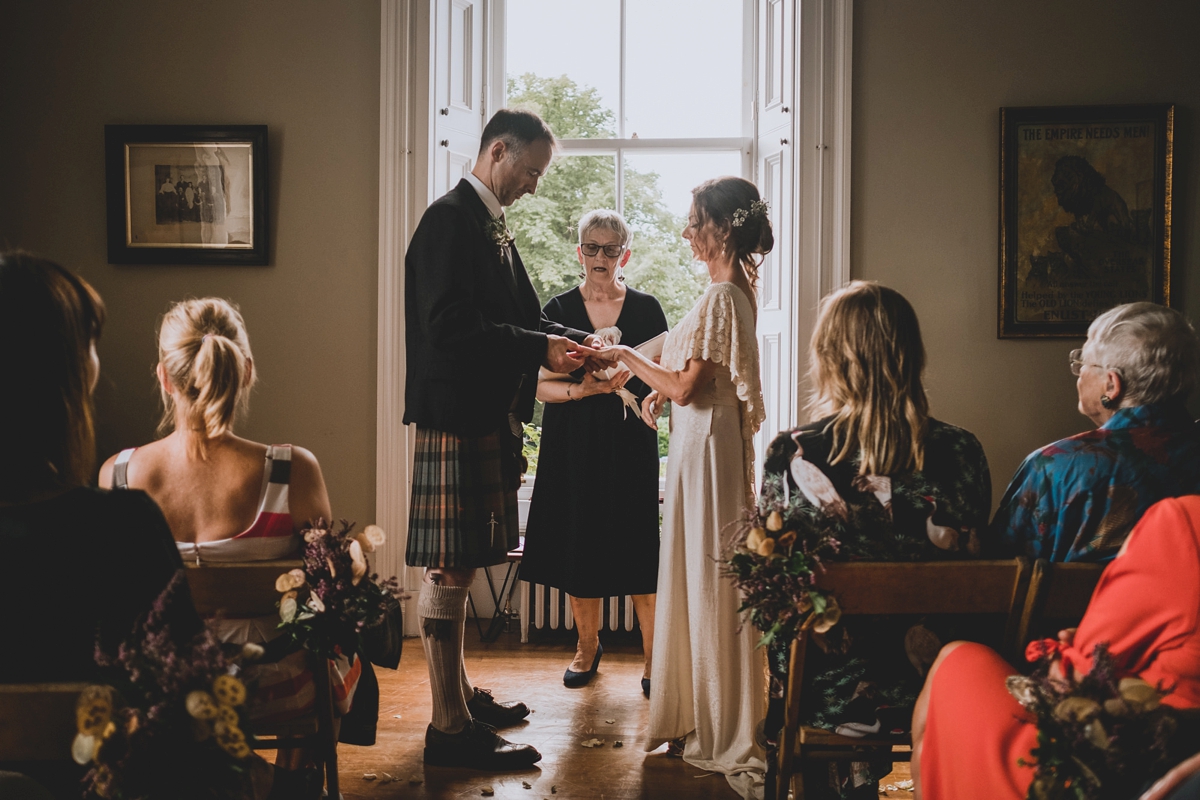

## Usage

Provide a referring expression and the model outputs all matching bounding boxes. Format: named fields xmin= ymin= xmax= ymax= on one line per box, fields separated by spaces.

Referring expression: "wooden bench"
xmin=1015 ymin=558 xmax=1106 ymax=647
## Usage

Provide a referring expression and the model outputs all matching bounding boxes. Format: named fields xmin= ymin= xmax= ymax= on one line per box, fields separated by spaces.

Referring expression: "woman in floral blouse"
xmin=993 ymin=302 xmax=1200 ymax=563
xmin=756 ymin=281 xmax=991 ymax=799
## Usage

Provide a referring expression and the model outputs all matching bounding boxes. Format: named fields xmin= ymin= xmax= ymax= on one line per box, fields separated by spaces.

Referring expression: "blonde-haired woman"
xmin=755 ymin=281 xmax=991 ymax=799
xmin=101 ymin=297 xmax=330 ymax=557
xmin=99 ymin=298 xmax=356 ymax=794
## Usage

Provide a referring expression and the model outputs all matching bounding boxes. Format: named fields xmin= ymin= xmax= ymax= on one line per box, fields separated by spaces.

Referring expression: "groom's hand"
xmin=544 ymin=335 xmax=589 ymax=374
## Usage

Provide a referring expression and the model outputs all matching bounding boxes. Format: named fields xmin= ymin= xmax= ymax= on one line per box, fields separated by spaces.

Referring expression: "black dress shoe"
xmin=563 ymin=643 xmax=603 ymax=688
xmin=641 ymin=677 xmax=651 ymax=698
xmin=467 ymin=687 xmax=530 ymax=728
xmin=424 ymin=720 xmax=542 ymax=769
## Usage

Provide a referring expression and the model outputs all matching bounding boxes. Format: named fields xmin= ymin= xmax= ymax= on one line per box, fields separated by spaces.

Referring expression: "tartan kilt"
xmin=406 ymin=424 xmax=522 ymax=569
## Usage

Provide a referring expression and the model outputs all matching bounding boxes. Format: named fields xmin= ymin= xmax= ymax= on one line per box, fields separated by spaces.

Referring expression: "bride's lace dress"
xmin=646 ymin=281 xmax=767 ymax=800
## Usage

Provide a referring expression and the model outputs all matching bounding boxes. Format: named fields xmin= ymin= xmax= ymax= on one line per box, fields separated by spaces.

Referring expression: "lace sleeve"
xmin=662 ymin=284 xmax=765 ymax=441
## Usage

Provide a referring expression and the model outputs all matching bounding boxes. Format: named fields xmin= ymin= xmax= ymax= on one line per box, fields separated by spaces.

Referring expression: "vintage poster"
xmin=999 ymin=104 xmax=1172 ymax=338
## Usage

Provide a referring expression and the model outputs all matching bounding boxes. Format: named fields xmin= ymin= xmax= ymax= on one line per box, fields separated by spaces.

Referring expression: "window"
xmin=504 ymin=0 xmax=752 ymax=326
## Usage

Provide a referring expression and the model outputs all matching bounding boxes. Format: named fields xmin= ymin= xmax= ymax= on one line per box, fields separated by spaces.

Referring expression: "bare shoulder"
xmin=285 ymin=445 xmax=332 ymax=526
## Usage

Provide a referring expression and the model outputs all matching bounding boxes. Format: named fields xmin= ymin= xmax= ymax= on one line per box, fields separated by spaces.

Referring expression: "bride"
xmin=599 ymin=176 xmax=773 ymax=799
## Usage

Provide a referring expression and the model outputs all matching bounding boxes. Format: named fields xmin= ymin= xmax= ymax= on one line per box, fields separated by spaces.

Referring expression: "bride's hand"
xmin=580 ymin=370 xmax=631 ymax=397
xmin=641 ymin=390 xmax=663 ymax=430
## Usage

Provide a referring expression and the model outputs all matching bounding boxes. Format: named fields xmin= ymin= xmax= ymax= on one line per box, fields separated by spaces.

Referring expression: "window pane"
xmin=506 ymin=0 xmax=620 ymax=139
xmin=507 ymin=155 xmax=617 ymax=306
xmin=622 ymin=151 xmax=743 ymax=325
xmin=625 ymin=0 xmax=745 ymax=139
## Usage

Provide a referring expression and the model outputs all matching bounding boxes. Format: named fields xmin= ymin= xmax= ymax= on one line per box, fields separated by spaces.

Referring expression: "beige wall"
xmin=4 ymin=0 xmax=1198 ymax=521
xmin=0 ymin=1 xmax=381 ymax=525
xmin=852 ymin=0 xmax=1200 ymax=506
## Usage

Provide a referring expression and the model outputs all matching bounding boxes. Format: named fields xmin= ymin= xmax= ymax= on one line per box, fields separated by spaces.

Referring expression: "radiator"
xmin=518 ymin=583 xmax=636 ymax=643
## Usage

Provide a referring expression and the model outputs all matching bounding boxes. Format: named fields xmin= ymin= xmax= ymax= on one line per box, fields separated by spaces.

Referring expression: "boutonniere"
xmin=485 ymin=216 xmax=515 ymax=251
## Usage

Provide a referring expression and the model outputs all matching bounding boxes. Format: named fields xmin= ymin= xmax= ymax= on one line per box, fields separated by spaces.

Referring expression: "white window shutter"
xmin=432 ymin=0 xmax=487 ymax=198
xmin=754 ymin=0 xmax=798 ymax=473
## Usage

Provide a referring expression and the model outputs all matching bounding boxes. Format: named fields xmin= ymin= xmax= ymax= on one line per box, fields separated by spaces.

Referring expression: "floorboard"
xmin=337 ymin=632 xmax=913 ymax=800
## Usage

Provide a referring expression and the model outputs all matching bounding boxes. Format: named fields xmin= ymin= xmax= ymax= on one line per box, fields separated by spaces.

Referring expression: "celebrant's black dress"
xmin=521 ymin=286 xmax=668 ymax=598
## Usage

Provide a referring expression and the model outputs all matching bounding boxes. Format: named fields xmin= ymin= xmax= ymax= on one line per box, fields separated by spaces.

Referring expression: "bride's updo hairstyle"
xmin=808 ymin=281 xmax=929 ymax=476
xmin=690 ymin=176 xmax=774 ymax=292
xmin=157 ymin=297 xmax=255 ymax=453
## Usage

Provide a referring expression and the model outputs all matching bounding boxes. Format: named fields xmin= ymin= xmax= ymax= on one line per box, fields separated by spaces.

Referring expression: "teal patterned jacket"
xmin=993 ymin=401 xmax=1200 ymax=563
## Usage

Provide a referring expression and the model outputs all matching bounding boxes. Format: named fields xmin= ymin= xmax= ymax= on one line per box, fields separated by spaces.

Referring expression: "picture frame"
xmin=998 ymin=104 xmax=1172 ymax=338
xmin=105 ymin=124 xmax=268 ymax=265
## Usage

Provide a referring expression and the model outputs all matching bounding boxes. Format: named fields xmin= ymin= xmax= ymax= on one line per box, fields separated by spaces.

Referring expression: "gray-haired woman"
xmin=521 ymin=209 xmax=668 ymax=693
xmin=994 ymin=302 xmax=1200 ymax=562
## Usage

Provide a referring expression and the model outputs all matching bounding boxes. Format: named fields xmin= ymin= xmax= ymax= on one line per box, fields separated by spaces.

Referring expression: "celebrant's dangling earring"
xmin=578 ymin=269 xmax=586 ymax=280
xmin=1100 ymin=395 xmax=1116 ymax=409
xmin=617 ymin=267 xmax=625 ymax=283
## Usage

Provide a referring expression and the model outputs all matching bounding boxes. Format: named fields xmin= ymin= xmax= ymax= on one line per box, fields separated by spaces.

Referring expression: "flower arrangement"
xmin=1007 ymin=640 xmax=1197 ymax=800
xmin=276 ymin=520 xmax=401 ymax=661
xmin=73 ymin=571 xmax=260 ymax=800
xmin=723 ymin=506 xmax=843 ymax=648
xmin=484 ymin=215 xmax=515 ymax=251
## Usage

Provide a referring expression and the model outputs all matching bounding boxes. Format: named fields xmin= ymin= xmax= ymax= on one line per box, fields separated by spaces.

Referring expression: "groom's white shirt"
xmin=464 ymin=173 xmax=503 ymax=219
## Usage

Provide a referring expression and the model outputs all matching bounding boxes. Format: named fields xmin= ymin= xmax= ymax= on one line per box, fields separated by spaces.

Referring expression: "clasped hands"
xmin=543 ymin=334 xmax=622 ymax=375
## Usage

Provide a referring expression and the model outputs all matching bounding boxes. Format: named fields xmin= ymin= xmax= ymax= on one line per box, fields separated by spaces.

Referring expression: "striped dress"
xmin=113 ymin=444 xmax=361 ymax=722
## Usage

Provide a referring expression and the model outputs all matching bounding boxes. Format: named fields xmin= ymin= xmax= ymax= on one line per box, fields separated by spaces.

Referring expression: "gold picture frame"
xmin=998 ymin=104 xmax=1172 ymax=338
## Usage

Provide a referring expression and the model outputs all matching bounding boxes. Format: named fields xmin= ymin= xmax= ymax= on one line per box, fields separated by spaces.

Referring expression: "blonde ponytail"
xmin=157 ymin=298 xmax=255 ymax=457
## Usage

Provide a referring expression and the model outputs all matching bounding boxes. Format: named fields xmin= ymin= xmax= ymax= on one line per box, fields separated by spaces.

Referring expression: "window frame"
xmin=496 ymin=0 xmax=756 ymax=215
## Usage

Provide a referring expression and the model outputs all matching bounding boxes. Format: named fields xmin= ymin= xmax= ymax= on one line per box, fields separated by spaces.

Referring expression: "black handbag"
xmin=362 ymin=592 xmax=404 ymax=670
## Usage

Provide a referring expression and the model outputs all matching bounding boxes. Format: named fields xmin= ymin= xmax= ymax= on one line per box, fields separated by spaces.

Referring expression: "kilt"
xmin=405 ymin=424 xmax=522 ymax=569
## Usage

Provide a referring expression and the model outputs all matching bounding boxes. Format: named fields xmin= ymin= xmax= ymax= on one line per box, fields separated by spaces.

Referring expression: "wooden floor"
xmin=337 ymin=630 xmax=913 ymax=800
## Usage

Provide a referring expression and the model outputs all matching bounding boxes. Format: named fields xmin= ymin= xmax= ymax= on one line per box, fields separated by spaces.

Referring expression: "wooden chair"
xmin=775 ymin=558 xmax=1032 ymax=800
xmin=0 ymin=682 xmax=87 ymax=762
xmin=1015 ymin=558 xmax=1106 ymax=648
xmin=185 ymin=560 xmax=340 ymax=800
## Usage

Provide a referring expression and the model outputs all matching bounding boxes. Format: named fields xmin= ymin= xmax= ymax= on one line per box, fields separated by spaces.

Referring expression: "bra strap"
xmin=112 ymin=448 xmax=136 ymax=490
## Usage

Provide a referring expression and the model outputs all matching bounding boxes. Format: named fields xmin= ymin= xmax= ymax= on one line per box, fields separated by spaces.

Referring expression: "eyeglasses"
xmin=1069 ymin=348 xmax=1115 ymax=377
xmin=580 ymin=242 xmax=626 ymax=258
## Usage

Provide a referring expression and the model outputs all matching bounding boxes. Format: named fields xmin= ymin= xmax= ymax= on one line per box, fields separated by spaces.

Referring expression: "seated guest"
xmin=993 ymin=302 xmax=1200 ymax=563
xmin=0 ymin=252 xmax=198 ymax=682
xmin=912 ymin=495 xmax=1200 ymax=800
xmin=758 ymin=281 xmax=991 ymax=799
xmin=0 ymin=252 xmax=199 ymax=797
xmin=98 ymin=297 xmax=366 ymax=785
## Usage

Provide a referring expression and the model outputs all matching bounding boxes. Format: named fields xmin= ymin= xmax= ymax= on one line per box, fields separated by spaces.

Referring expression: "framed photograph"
xmin=999 ymin=104 xmax=1172 ymax=338
xmin=105 ymin=125 xmax=268 ymax=265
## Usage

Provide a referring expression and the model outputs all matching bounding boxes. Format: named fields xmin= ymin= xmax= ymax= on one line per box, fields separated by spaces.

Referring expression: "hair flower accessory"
xmin=485 ymin=215 xmax=515 ymax=251
xmin=731 ymin=199 xmax=769 ymax=228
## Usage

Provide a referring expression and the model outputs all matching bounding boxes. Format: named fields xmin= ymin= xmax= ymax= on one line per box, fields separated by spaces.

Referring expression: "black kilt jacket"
xmin=402 ymin=179 xmax=588 ymax=437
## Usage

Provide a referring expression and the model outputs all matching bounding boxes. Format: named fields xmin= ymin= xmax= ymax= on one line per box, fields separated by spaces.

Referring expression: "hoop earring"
xmin=1100 ymin=395 xmax=1116 ymax=409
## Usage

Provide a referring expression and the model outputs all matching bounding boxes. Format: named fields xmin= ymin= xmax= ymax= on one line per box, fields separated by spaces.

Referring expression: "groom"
xmin=404 ymin=109 xmax=597 ymax=769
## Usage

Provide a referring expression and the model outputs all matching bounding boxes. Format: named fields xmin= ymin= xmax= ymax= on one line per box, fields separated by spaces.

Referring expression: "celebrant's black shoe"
xmin=466 ymin=687 xmax=530 ymax=728
xmin=563 ymin=643 xmax=603 ymax=688
xmin=641 ymin=678 xmax=651 ymax=698
xmin=423 ymin=720 xmax=542 ymax=769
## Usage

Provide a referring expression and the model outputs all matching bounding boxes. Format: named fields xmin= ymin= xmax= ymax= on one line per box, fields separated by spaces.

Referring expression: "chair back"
xmin=1016 ymin=558 xmax=1106 ymax=647
xmin=184 ymin=560 xmax=302 ymax=617
xmin=0 ymin=682 xmax=87 ymax=761
xmin=777 ymin=557 xmax=1032 ymax=800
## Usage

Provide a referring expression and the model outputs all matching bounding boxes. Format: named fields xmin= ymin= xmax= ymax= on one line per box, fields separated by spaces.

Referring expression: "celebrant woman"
xmin=598 ymin=177 xmax=772 ymax=799
xmin=522 ymin=209 xmax=669 ymax=692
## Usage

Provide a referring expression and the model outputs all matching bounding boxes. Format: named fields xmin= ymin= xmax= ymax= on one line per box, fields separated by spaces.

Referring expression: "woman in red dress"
xmin=912 ymin=495 xmax=1200 ymax=799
